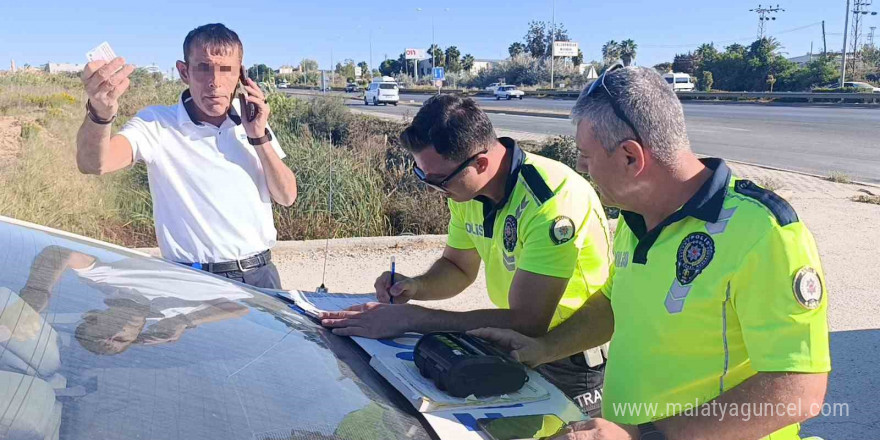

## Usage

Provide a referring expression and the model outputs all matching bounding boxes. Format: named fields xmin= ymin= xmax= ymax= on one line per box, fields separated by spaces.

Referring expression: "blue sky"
xmin=1 ymin=0 xmax=866 ymax=73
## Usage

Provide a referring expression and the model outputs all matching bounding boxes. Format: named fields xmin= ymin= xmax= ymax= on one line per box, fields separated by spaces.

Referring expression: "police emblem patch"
xmin=793 ymin=266 xmax=823 ymax=310
xmin=550 ymin=216 xmax=576 ymax=245
xmin=503 ymin=215 xmax=518 ymax=252
xmin=676 ymin=232 xmax=715 ymax=285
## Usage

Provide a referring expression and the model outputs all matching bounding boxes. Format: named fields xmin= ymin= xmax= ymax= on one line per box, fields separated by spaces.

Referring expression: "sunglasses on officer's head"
xmin=413 ymin=150 xmax=488 ymax=193
xmin=584 ymin=61 xmax=644 ymax=146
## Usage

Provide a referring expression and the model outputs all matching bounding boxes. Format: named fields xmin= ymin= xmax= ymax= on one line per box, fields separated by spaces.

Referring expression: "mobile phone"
xmin=238 ymin=66 xmax=257 ymax=122
xmin=477 ymin=414 xmax=567 ymax=440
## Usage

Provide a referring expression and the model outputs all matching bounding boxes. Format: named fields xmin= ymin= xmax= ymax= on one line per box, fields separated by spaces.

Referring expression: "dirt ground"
xmin=0 ymin=117 xmax=22 ymax=170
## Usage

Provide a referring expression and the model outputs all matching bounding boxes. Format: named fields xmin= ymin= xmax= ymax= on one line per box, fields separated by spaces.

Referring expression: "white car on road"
xmin=485 ymin=83 xmax=504 ymax=93
xmin=365 ymin=77 xmax=399 ymax=106
xmin=495 ymin=85 xmax=525 ymax=100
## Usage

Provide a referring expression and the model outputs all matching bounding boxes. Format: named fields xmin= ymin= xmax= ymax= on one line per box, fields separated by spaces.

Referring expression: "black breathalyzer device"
xmin=414 ymin=332 xmax=529 ymax=398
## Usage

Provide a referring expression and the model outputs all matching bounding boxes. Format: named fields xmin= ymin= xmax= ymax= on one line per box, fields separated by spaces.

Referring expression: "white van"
xmin=662 ymin=73 xmax=695 ymax=92
xmin=365 ymin=76 xmax=400 ymax=106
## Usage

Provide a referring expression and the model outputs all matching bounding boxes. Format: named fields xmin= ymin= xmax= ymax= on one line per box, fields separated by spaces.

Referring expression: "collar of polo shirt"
xmin=474 ymin=137 xmax=526 ymax=217
xmin=177 ymin=89 xmax=243 ymax=128
xmin=621 ymin=158 xmax=732 ymax=264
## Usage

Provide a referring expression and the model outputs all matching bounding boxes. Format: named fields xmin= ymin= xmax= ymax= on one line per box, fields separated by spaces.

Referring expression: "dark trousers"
xmin=536 ymin=354 xmax=606 ymax=418
xmin=214 ymin=261 xmax=283 ymax=290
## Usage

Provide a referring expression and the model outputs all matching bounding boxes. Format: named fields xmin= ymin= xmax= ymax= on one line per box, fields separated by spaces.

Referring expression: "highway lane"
xmin=283 ymin=89 xmax=880 ymax=182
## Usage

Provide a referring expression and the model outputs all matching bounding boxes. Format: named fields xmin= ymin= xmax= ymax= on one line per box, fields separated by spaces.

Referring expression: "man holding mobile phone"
xmin=75 ymin=23 xmax=297 ymax=289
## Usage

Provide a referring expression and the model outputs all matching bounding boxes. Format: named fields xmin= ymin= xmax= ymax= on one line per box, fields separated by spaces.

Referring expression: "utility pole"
xmin=749 ymin=4 xmax=785 ymax=39
xmin=369 ymin=29 xmax=373 ymax=77
xmin=550 ymin=0 xmax=556 ymax=90
xmin=848 ymin=0 xmax=877 ymax=78
xmin=869 ymin=26 xmax=877 ymax=46
xmin=823 ymin=20 xmax=828 ymax=56
xmin=841 ymin=0 xmax=851 ymax=88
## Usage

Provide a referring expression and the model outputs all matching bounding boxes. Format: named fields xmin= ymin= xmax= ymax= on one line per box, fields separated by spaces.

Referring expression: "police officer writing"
xmin=472 ymin=65 xmax=830 ymax=440
xmin=320 ymin=95 xmax=613 ymax=416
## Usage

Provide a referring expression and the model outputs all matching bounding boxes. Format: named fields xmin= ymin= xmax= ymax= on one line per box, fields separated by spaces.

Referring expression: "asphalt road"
xmin=284 ymin=89 xmax=880 ymax=183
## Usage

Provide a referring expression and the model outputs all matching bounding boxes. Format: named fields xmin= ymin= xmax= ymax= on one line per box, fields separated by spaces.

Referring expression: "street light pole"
xmin=841 ymin=0 xmax=851 ymax=88
xmin=550 ymin=0 xmax=556 ymax=90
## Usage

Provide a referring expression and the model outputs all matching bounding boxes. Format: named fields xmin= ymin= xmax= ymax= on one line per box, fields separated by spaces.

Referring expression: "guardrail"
xmin=676 ymin=91 xmax=880 ymax=103
xmin=285 ymin=85 xmax=880 ymax=104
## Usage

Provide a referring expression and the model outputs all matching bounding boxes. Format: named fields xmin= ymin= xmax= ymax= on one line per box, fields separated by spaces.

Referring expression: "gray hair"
xmin=571 ymin=66 xmax=690 ymax=165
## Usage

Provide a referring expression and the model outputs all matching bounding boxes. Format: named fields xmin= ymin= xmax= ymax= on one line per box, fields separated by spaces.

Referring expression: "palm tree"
xmin=620 ymin=39 xmax=638 ymax=66
xmin=602 ymin=40 xmax=621 ymax=64
xmin=461 ymin=54 xmax=475 ymax=73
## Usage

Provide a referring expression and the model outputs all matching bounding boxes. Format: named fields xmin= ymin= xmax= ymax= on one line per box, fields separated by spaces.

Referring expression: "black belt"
xmin=182 ymin=250 xmax=272 ymax=274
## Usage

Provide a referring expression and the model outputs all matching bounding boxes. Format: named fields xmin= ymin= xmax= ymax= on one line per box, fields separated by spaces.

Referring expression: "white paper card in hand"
xmin=86 ymin=42 xmax=117 ymax=62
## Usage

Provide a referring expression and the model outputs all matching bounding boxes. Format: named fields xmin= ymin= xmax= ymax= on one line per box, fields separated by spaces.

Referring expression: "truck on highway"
xmin=662 ymin=72 xmax=695 ymax=92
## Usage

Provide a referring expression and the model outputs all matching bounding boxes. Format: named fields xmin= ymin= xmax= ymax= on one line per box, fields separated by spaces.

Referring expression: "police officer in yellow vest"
xmin=321 ymin=95 xmax=613 ymax=416
xmin=472 ymin=64 xmax=830 ymax=440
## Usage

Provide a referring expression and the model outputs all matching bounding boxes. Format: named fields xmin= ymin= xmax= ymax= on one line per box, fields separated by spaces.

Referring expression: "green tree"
xmin=654 ymin=62 xmax=673 ymax=73
xmin=524 ymin=21 xmax=549 ymax=59
xmin=620 ymin=39 xmax=638 ymax=66
xmin=445 ymin=46 xmax=462 ymax=73
xmin=672 ymin=53 xmax=696 ymax=75
xmin=509 ymin=42 xmax=526 ymax=58
xmin=300 ymin=58 xmax=319 ymax=72
xmin=573 ymin=49 xmax=584 ymax=67
xmin=701 ymin=71 xmax=714 ymax=91
xmin=766 ymin=74 xmax=776 ymax=92
xmin=379 ymin=59 xmax=400 ymax=76
xmin=357 ymin=61 xmax=369 ymax=77
xmin=427 ymin=44 xmax=445 ymax=68
xmin=725 ymin=44 xmax=747 ymax=57
xmin=461 ymin=54 xmax=475 ymax=72
xmin=545 ymin=23 xmax=570 ymax=58
xmin=248 ymin=64 xmax=275 ymax=82
xmin=602 ymin=40 xmax=621 ymax=64
xmin=335 ymin=59 xmax=356 ymax=80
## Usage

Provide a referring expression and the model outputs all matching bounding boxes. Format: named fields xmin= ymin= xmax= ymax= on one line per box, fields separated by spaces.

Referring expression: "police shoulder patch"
xmin=793 ymin=266 xmax=823 ymax=310
xmin=503 ymin=215 xmax=518 ymax=252
xmin=676 ymin=232 xmax=715 ymax=285
xmin=550 ymin=216 xmax=576 ymax=245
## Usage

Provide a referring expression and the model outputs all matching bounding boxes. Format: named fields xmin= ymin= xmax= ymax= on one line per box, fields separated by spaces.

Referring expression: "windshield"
xmin=379 ymin=83 xmax=397 ymax=89
xmin=665 ymin=77 xmax=674 ymax=84
xmin=0 ymin=219 xmax=432 ymax=440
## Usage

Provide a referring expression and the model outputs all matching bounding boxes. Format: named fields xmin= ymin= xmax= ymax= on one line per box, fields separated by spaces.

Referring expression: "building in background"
xmin=46 ymin=63 xmax=86 ymax=74
xmin=468 ymin=59 xmax=501 ymax=75
xmin=278 ymin=65 xmax=298 ymax=75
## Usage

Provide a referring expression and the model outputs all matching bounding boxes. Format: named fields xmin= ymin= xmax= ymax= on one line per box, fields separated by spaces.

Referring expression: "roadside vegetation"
xmin=1 ymin=70 xmax=604 ymax=247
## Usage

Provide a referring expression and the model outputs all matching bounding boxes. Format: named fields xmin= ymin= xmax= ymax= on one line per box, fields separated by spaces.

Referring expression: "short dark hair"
xmin=183 ymin=23 xmax=243 ymax=63
xmin=400 ymin=95 xmax=496 ymax=162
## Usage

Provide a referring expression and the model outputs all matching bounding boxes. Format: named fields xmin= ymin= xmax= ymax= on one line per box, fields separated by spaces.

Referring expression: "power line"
xmin=750 ymin=4 xmax=786 ymax=39
xmin=642 ymin=21 xmax=821 ymax=49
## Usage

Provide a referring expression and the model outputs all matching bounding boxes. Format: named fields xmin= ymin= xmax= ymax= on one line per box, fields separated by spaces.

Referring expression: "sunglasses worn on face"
xmin=584 ymin=61 xmax=644 ymax=145
xmin=413 ymin=150 xmax=488 ymax=193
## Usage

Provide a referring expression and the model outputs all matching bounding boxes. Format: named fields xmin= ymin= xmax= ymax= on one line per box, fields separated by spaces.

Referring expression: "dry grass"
xmin=828 ymin=171 xmax=853 ymax=184
xmin=756 ymin=176 xmax=784 ymax=192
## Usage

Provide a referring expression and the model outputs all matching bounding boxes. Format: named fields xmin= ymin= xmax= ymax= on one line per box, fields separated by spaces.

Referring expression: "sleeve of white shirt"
xmin=117 ymin=109 xmax=159 ymax=165
xmin=266 ymin=123 xmax=286 ymax=160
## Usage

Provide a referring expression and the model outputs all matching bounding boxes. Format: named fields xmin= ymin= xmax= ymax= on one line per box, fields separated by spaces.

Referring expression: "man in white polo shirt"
xmin=75 ymin=23 xmax=297 ymax=289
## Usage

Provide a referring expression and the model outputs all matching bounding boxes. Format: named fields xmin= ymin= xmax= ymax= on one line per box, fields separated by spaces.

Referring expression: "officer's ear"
xmin=474 ymin=154 xmax=491 ymax=174
xmin=618 ymin=140 xmax=647 ymax=176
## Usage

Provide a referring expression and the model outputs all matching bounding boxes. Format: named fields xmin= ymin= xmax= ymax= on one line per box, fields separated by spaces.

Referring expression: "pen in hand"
xmin=389 ymin=256 xmax=396 ymax=304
